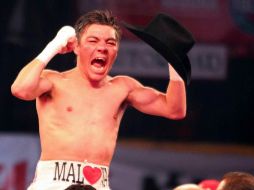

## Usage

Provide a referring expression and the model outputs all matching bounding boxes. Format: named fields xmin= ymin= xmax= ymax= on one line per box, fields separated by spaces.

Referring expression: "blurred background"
xmin=0 ymin=0 xmax=254 ymax=190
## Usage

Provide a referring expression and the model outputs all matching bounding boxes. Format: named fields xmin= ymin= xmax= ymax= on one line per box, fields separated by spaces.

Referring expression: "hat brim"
xmin=122 ymin=22 xmax=191 ymax=85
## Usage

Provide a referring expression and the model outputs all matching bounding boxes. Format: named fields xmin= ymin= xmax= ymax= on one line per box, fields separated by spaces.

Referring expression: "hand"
xmin=36 ymin=26 xmax=76 ymax=65
xmin=51 ymin=26 xmax=76 ymax=54
xmin=168 ymin=63 xmax=184 ymax=82
xmin=58 ymin=36 xmax=76 ymax=54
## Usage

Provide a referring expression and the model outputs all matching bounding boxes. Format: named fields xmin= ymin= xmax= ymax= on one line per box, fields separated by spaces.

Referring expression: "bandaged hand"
xmin=36 ymin=26 xmax=76 ymax=66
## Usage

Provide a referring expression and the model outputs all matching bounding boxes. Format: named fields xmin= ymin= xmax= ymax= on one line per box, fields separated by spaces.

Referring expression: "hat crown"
xmin=145 ymin=13 xmax=194 ymax=55
xmin=122 ymin=12 xmax=195 ymax=84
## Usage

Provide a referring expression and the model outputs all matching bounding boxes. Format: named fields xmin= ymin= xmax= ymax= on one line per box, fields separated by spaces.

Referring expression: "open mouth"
xmin=91 ymin=57 xmax=106 ymax=69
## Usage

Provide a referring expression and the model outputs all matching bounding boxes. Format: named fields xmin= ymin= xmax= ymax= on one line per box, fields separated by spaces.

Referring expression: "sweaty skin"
xmin=11 ymin=24 xmax=186 ymax=166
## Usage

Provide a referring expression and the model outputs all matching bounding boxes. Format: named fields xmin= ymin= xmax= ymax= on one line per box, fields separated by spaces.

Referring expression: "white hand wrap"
xmin=36 ymin=26 xmax=76 ymax=66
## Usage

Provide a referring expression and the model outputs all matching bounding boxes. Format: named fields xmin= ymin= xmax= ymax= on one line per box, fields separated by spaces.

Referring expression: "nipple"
xmin=66 ymin=106 xmax=73 ymax=112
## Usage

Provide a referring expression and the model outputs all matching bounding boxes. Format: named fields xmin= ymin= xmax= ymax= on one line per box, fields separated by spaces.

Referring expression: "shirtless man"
xmin=11 ymin=10 xmax=187 ymax=190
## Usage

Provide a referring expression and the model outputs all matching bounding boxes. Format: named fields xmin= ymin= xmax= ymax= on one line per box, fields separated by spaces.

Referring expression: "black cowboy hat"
xmin=122 ymin=13 xmax=195 ymax=85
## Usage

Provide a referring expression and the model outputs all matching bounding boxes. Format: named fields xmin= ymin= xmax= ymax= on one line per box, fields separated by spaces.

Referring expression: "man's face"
xmin=74 ymin=24 xmax=119 ymax=83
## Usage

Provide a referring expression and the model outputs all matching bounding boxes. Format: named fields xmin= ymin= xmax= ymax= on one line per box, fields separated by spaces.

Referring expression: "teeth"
xmin=91 ymin=57 xmax=106 ymax=70
xmin=95 ymin=57 xmax=105 ymax=62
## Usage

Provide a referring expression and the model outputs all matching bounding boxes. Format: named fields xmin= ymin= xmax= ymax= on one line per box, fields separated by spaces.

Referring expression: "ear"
xmin=73 ymin=40 xmax=80 ymax=55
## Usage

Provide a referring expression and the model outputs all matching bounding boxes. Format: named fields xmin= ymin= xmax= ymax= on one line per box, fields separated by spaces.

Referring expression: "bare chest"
xmin=38 ymin=80 xmax=128 ymax=123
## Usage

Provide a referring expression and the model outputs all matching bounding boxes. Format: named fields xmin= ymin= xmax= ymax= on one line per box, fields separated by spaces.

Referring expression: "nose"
xmin=96 ymin=42 xmax=108 ymax=53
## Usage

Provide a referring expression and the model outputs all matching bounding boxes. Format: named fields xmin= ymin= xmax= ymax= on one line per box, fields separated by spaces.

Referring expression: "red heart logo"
xmin=83 ymin=166 xmax=102 ymax=185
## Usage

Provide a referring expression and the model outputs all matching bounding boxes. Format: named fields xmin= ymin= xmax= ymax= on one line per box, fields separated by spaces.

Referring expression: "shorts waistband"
xmin=34 ymin=160 xmax=109 ymax=189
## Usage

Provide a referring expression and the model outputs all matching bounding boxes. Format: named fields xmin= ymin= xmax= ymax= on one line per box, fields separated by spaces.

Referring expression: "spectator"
xmin=216 ymin=171 xmax=254 ymax=190
xmin=64 ymin=184 xmax=96 ymax=190
xmin=198 ymin=179 xmax=220 ymax=190
xmin=173 ymin=183 xmax=203 ymax=190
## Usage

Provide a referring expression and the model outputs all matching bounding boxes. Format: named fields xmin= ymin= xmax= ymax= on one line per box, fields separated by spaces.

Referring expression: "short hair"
xmin=64 ymin=184 xmax=96 ymax=190
xmin=221 ymin=171 xmax=254 ymax=190
xmin=74 ymin=10 xmax=122 ymax=43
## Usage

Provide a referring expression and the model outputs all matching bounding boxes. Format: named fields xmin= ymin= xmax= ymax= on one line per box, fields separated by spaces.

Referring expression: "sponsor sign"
xmin=111 ymin=42 xmax=228 ymax=80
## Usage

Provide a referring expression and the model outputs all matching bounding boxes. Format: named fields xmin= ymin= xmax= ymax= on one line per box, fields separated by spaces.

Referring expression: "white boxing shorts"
xmin=27 ymin=160 xmax=110 ymax=190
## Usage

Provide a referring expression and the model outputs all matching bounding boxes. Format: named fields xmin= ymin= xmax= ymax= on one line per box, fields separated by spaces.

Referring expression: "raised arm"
xmin=11 ymin=26 xmax=76 ymax=101
xmin=126 ymin=64 xmax=186 ymax=120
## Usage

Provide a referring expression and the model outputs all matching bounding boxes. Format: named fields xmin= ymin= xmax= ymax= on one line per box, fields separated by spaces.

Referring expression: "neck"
xmin=73 ymin=67 xmax=108 ymax=88
xmin=88 ymin=78 xmax=107 ymax=88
